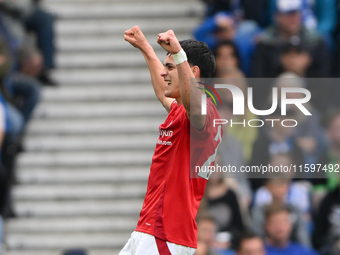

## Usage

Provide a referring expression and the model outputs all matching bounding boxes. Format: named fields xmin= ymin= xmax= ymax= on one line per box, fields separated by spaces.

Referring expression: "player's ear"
xmin=191 ymin=66 xmax=200 ymax=78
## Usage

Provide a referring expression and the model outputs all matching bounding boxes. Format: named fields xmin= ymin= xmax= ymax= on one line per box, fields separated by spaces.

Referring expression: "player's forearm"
xmin=140 ymin=46 xmax=167 ymax=104
xmin=177 ymin=61 xmax=203 ymax=116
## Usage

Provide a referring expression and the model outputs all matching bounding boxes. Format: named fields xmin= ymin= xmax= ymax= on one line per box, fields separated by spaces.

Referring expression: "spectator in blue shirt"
xmin=264 ymin=201 xmax=318 ymax=255
xmin=197 ymin=215 xmax=236 ymax=255
xmin=250 ymin=0 xmax=331 ymax=78
xmin=193 ymin=11 xmax=261 ymax=75
xmin=267 ymin=0 xmax=337 ymax=44
xmin=235 ymin=231 xmax=266 ymax=255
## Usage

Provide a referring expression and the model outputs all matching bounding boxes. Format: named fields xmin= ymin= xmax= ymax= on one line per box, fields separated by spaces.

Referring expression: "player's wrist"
xmin=172 ymin=48 xmax=187 ymax=65
xmin=139 ymin=41 xmax=152 ymax=51
xmin=140 ymin=43 xmax=154 ymax=55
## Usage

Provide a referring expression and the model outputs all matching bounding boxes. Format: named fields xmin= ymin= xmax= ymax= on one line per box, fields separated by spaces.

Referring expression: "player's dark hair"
xmin=181 ymin=39 xmax=216 ymax=78
xmin=168 ymin=39 xmax=216 ymax=78
xmin=233 ymin=231 xmax=262 ymax=251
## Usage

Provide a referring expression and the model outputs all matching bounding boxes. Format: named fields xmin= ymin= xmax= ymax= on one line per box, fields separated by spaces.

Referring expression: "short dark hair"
xmin=234 ymin=231 xmax=262 ymax=251
xmin=265 ymin=201 xmax=290 ymax=220
xmin=169 ymin=39 xmax=216 ymax=78
xmin=214 ymin=40 xmax=241 ymax=68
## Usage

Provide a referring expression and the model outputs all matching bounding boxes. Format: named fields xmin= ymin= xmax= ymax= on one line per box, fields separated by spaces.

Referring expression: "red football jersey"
xmin=135 ymin=99 xmax=222 ymax=248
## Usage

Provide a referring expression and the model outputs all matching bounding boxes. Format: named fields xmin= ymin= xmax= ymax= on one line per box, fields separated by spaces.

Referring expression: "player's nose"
xmin=160 ymin=70 xmax=168 ymax=77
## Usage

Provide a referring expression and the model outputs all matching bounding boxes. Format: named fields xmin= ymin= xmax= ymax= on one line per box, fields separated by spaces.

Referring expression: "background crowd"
xmin=0 ymin=0 xmax=57 ymax=252
xmin=194 ymin=0 xmax=340 ymax=255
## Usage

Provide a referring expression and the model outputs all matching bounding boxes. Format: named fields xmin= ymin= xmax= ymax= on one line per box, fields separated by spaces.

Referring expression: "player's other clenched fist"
xmin=157 ymin=30 xmax=182 ymax=55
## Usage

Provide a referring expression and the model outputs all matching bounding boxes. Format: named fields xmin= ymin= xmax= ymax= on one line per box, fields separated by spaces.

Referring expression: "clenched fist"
xmin=157 ymin=30 xmax=182 ymax=55
xmin=124 ymin=25 xmax=149 ymax=50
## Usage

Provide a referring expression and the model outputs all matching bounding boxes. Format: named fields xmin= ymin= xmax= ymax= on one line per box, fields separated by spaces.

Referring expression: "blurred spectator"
xmin=249 ymin=106 xmax=304 ymax=190
xmin=314 ymin=109 xmax=340 ymax=191
xmin=205 ymin=171 xmax=247 ymax=237
xmin=268 ymin=0 xmax=337 ymax=38
xmin=242 ymin=0 xmax=271 ymax=28
xmin=250 ymin=0 xmax=331 ymax=78
xmin=214 ymin=41 xmax=241 ymax=77
xmin=17 ymin=45 xmax=43 ymax=78
xmin=0 ymin=0 xmax=56 ymax=85
xmin=334 ymin=1 xmax=340 ymax=76
xmin=206 ymin=0 xmax=336 ymax=36
xmin=251 ymin=177 xmax=311 ymax=247
xmin=234 ymin=231 xmax=266 ymax=255
xmin=328 ymin=239 xmax=340 ymax=255
xmin=194 ymin=12 xmax=235 ymax=50
xmin=263 ymin=201 xmax=317 ymax=254
xmin=0 ymin=36 xmax=40 ymax=146
xmin=217 ymin=71 xmax=259 ymax=164
xmin=201 ymin=0 xmax=270 ymax=28
xmin=313 ymin=175 xmax=340 ymax=251
xmin=216 ymin=101 xmax=244 ymax=171
xmin=196 ymin=240 xmax=219 ymax=255
xmin=194 ymin=11 xmax=261 ymax=75
xmin=201 ymin=0 xmax=243 ymax=19
xmin=280 ymin=43 xmax=312 ymax=77
xmin=0 ymin=25 xmax=41 ymax=144
xmin=197 ymin=215 xmax=235 ymax=255
xmin=214 ymin=71 xmax=256 ymax=205
xmin=0 ymin=32 xmax=40 ymax=218
xmin=275 ymin=73 xmax=327 ymax=165
xmin=25 ymin=1 xmax=56 ymax=85
xmin=253 ymin=153 xmax=313 ymax=225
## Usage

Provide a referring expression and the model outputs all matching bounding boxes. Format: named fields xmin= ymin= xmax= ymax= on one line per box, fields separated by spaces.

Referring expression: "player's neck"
xmin=176 ymin=97 xmax=183 ymax=106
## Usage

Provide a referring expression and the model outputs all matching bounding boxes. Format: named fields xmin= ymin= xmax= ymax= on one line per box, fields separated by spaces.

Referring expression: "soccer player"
xmin=120 ymin=26 xmax=222 ymax=255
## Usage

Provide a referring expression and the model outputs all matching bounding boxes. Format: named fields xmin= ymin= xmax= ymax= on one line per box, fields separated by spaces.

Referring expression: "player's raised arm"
xmin=124 ymin=26 xmax=174 ymax=112
xmin=157 ymin=30 xmax=206 ymax=130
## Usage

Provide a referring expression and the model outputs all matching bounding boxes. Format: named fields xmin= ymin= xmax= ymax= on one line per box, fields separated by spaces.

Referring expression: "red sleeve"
xmin=170 ymin=100 xmax=177 ymax=110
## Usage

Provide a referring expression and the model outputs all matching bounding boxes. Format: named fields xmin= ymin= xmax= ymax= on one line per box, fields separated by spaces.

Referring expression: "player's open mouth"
xmin=165 ymin=80 xmax=171 ymax=87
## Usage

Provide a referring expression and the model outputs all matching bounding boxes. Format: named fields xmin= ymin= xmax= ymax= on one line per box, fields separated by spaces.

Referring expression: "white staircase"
xmin=2 ymin=0 xmax=204 ymax=254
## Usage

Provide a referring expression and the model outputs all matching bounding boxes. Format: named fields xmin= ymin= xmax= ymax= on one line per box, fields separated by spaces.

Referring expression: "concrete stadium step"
xmin=16 ymin=151 xmax=153 ymax=168
xmin=56 ymin=34 xmax=192 ymax=52
xmin=46 ymin=2 xmax=204 ymax=20
xmin=6 ymin=216 xmax=138 ymax=233
xmin=51 ymin=68 xmax=150 ymax=85
xmin=5 ymin=232 xmax=130 ymax=250
xmin=26 ymin=117 xmax=163 ymax=135
xmin=14 ymin=199 xmax=143 ymax=217
xmin=24 ymin=134 xmax=157 ymax=152
xmin=33 ymin=101 xmax=165 ymax=119
xmin=56 ymin=51 xmax=165 ymax=68
xmin=41 ymin=84 xmax=155 ymax=102
xmin=16 ymin=167 xmax=149 ymax=184
xmin=13 ymin=183 xmax=147 ymax=201
xmin=56 ymin=18 xmax=200 ymax=36
xmin=2 ymin=249 xmax=121 ymax=255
